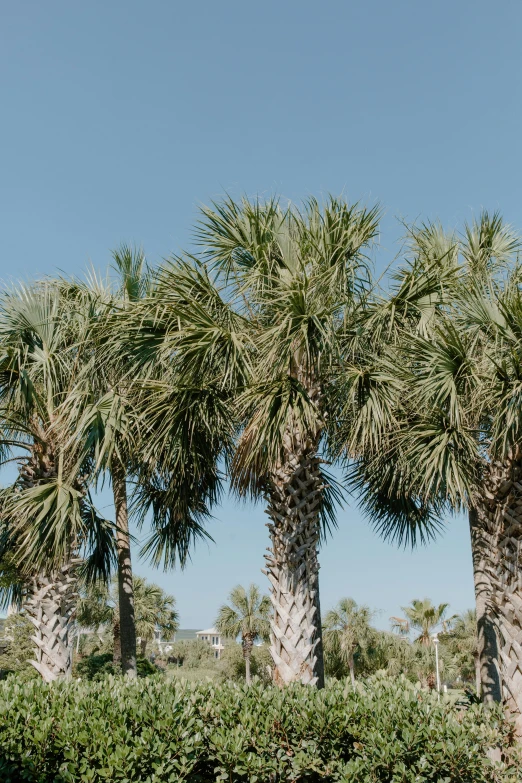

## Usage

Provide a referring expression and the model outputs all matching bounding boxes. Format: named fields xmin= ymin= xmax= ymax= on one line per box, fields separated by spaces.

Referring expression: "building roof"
xmin=196 ymin=627 xmax=218 ymax=635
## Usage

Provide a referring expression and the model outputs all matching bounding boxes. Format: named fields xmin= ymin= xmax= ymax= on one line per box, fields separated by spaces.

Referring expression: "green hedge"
xmin=0 ymin=675 xmax=518 ymax=782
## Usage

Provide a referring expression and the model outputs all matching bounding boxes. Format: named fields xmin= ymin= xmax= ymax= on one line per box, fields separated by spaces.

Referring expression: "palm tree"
xmin=344 ymin=213 xmax=522 ymax=731
xmin=77 ymin=575 xmax=179 ymax=662
xmin=444 ymin=609 xmax=480 ymax=696
xmin=215 ymin=584 xmax=271 ymax=684
xmin=323 ymin=597 xmax=375 ymax=689
xmin=0 ymin=282 xmax=115 ymax=681
xmin=56 ymin=246 xmax=154 ymax=677
xmin=73 ymin=246 xmax=231 ymax=676
xmin=391 ymin=598 xmax=453 ymax=646
xmin=127 ymin=195 xmax=380 ymax=687
xmin=134 ymin=577 xmax=178 ymax=658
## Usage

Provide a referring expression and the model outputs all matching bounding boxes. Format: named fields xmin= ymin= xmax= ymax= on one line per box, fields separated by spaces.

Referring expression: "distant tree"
xmin=391 ymin=599 xmax=455 ymax=646
xmin=76 ymin=575 xmax=178 ymax=662
xmin=133 ymin=577 xmax=178 ymax=657
xmin=216 ymin=584 xmax=271 ymax=685
xmin=442 ymin=609 xmax=480 ymax=695
xmin=218 ymin=642 xmax=272 ymax=684
xmin=324 ymin=598 xmax=376 ymax=689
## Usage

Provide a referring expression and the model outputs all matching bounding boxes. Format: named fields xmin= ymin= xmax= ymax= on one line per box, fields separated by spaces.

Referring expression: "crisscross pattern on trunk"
xmin=26 ymin=562 xmax=79 ymax=682
xmin=18 ymin=434 xmax=79 ymax=682
xmin=474 ymin=453 xmax=522 ymax=736
xmin=264 ymin=446 xmax=323 ymax=686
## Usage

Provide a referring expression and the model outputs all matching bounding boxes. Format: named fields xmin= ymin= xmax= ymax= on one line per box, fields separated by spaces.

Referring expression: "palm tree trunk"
xmin=20 ymin=442 xmax=79 ymax=682
xmin=474 ymin=652 xmax=481 ymax=698
xmin=111 ymin=457 xmax=137 ymax=678
xmin=140 ymin=638 xmax=147 ymax=657
xmin=312 ymin=575 xmax=325 ymax=689
xmin=264 ymin=443 xmax=324 ymax=687
xmin=113 ymin=619 xmax=121 ymax=664
xmin=348 ymin=651 xmax=356 ymax=691
xmin=468 ymin=506 xmax=501 ymax=703
xmin=474 ymin=455 xmax=522 ymax=737
xmin=25 ymin=561 xmax=78 ymax=682
xmin=242 ymin=633 xmax=254 ymax=685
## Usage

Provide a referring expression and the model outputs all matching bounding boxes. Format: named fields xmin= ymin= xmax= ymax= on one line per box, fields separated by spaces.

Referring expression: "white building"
xmin=196 ymin=627 xmax=225 ymax=659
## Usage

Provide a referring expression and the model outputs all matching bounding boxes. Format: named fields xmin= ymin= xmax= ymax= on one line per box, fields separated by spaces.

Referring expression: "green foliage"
xmin=324 ymin=598 xmax=376 ymax=683
xmin=217 ymin=643 xmax=272 ymax=683
xmin=76 ymin=574 xmax=179 ymax=657
xmin=0 ymin=676 xmax=518 ymax=782
xmin=136 ymin=656 xmax=158 ymax=678
xmin=75 ymin=652 xmax=115 ymax=680
xmin=168 ymin=639 xmax=216 ymax=669
xmin=441 ymin=609 xmax=479 ymax=685
xmin=0 ymin=614 xmax=37 ymax=680
xmin=75 ymin=653 xmax=158 ymax=681
xmin=324 ymin=625 xmax=470 ymax=688
xmin=392 ymin=597 xmax=455 ymax=645
xmin=215 ymin=584 xmax=271 ymax=644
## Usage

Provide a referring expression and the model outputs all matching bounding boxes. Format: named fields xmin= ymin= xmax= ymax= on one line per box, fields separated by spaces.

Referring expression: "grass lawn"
xmin=165 ymin=666 xmax=220 ymax=682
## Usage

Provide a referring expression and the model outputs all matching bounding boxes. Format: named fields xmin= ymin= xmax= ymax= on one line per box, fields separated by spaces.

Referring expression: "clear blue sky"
xmin=1 ymin=0 xmax=521 ymax=629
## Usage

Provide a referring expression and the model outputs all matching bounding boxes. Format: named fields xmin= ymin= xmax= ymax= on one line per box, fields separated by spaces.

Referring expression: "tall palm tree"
xmin=130 ymin=194 xmax=380 ymax=687
xmin=56 ymin=245 xmax=165 ymax=677
xmin=215 ymin=584 xmax=271 ymax=685
xmin=391 ymin=598 xmax=453 ymax=646
xmin=0 ymin=283 xmax=115 ymax=681
xmin=345 ymin=213 xmax=522 ymax=732
xmin=323 ymin=597 xmax=375 ymax=689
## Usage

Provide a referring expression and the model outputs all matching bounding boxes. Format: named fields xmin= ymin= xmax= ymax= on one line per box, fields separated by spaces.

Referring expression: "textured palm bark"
xmin=242 ymin=632 xmax=254 ymax=685
xmin=474 ymin=652 xmax=481 ymax=698
xmin=264 ymin=435 xmax=325 ymax=687
xmin=19 ymin=436 xmax=79 ymax=681
xmin=113 ymin=619 xmax=122 ymax=664
xmin=473 ymin=454 xmax=522 ymax=737
xmin=348 ymin=651 xmax=356 ymax=691
xmin=468 ymin=506 xmax=501 ymax=702
xmin=25 ymin=562 xmax=78 ymax=681
xmin=111 ymin=457 xmax=137 ymax=678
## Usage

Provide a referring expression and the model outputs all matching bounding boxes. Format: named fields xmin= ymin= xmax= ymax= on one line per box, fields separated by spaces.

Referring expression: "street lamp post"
xmin=432 ymin=634 xmax=440 ymax=697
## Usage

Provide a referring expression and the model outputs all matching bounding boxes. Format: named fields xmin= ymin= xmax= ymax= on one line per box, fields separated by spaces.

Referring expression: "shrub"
xmin=168 ymin=639 xmax=217 ymax=669
xmin=0 ymin=675 xmax=519 ymax=781
xmin=217 ymin=642 xmax=272 ymax=683
xmin=0 ymin=614 xmax=38 ymax=682
xmin=75 ymin=653 xmax=159 ymax=680
xmin=75 ymin=652 xmax=116 ymax=680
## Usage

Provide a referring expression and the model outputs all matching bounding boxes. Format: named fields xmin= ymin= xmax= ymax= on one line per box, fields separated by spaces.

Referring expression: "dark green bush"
xmin=136 ymin=656 xmax=159 ymax=677
xmin=76 ymin=653 xmax=159 ymax=680
xmin=0 ymin=675 xmax=519 ymax=782
xmin=75 ymin=652 xmax=116 ymax=680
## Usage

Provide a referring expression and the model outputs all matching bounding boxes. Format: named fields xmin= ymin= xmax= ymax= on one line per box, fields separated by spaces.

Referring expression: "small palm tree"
xmin=215 ymin=584 xmax=271 ymax=685
xmin=391 ymin=599 xmax=454 ymax=646
xmin=77 ymin=575 xmax=178 ymax=662
xmin=133 ymin=577 xmax=178 ymax=657
xmin=324 ymin=598 xmax=375 ymax=689
xmin=445 ymin=609 xmax=480 ymax=696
